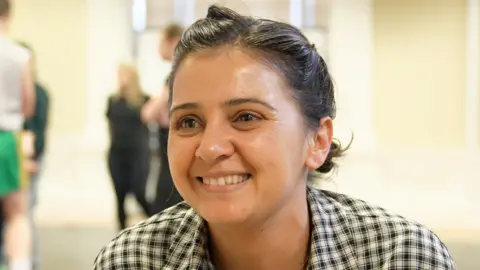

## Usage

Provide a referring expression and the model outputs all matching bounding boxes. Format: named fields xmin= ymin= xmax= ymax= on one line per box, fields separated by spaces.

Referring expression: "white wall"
xmin=466 ymin=0 xmax=479 ymax=149
xmin=10 ymin=0 xmax=87 ymax=137
xmin=84 ymin=0 xmax=134 ymax=149
xmin=328 ymin=0 xmax=376 ymax=152
xmin=373 ymin=0 xmax=467 ymax=149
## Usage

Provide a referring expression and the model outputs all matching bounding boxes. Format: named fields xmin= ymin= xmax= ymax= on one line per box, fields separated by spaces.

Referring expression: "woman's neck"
xmin=208 ymin=186 xmax=311 ymax=270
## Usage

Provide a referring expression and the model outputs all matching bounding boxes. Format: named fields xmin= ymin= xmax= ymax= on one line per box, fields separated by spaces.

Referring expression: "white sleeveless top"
xmin=0 ymin=35 xmax=30 ymax=131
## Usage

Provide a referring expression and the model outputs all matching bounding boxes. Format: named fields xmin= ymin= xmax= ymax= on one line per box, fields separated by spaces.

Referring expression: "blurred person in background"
xmin=18 ymin=41 xmax=50 ymax=270
xmin=141 ymin=23 xmax=184 ymax=215
xmin=106 ymin=63 xmax=151 ymax=231
xmin=0 ymin=0 xmax=35 ymax=269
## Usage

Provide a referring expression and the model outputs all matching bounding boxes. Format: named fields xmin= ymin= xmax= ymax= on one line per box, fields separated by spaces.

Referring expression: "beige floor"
xmin=34 ymin=135 xmax=480 ymax=269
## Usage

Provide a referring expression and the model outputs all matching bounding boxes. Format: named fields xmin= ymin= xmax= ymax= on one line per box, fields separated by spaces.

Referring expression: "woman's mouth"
xmin=196 ymin=174 xmax=251 ymax=186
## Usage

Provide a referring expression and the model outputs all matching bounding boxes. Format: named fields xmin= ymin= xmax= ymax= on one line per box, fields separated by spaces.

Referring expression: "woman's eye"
xmin=178 ymin=118 xmax=199 ymax=129
xmin=236 ymin=113 xmax=260 ymax=122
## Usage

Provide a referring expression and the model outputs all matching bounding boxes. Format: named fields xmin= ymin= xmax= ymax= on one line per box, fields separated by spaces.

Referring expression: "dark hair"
xmin=0 ymin=0 xmax=10 ymax=17
xmin=163 ymin=23 xmax=184 ymax=41
xmin=168 ymin=5 xmax=350 ymax=176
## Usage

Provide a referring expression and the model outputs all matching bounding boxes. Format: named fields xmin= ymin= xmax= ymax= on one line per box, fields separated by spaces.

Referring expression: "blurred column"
xmin=84 ymin=0 xmax=133 ymax=149
xmin=132 ymin=0 xmax=147 ymax=59
xmin=466 ymin=0 xmax=479 ymax=150
xmin=174 ymin=0 xmax=196 ymax=26
xmin=303 ymin=0 xmax=316 ymax=28
xmin=132 ymin=0 xmax=147 ymax=33
xmin=328 ymin=0 xmax=376 ymax=153
xmin=289 ymin=0 xmax=303 ymax=28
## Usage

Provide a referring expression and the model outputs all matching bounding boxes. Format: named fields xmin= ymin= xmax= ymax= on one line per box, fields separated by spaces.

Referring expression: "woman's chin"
xmin=198 ymin=205 xmax=253 ymax=226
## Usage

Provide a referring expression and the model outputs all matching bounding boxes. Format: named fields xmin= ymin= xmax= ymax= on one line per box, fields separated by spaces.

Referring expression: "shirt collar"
xmin=306 ymin=187 xmax=359 ymax=269
xmin=165 ymin=208 xmax=212 ymax=269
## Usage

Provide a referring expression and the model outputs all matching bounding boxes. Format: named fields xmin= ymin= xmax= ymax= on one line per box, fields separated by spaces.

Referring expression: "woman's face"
xmin=168 ymin=48 xmax=323 ymax=224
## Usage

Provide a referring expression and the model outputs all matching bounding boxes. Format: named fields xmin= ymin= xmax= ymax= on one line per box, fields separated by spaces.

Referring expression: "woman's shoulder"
xmin=93 ymin=202 xmax=201 ymax=269
xmin=312 ymin=188 xmax=402 ymax=220
xmin=308 ymin=187 xmax=455 ymax=269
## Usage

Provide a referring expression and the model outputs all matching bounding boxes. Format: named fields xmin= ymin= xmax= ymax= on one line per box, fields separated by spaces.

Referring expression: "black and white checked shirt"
xmin=93 ymin=187 xmax=455 ymax=269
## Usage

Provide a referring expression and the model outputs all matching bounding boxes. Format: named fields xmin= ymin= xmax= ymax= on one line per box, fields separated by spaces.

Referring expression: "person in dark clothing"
xmin=149 ymin=117 xmax=183 ymax=214
xmin=23 ymin=82 xmax=49 ymax=270
xmin=106 ymin=63 xmax=150 ymax=231
xmin=18 ymin=41 xmax=50 ymax=171
xmin=142 ymin=24 xmax=185 ymax=214
xmin=23 ymin=84 xmax=49 ymax=163
xmin=22 ymin=86 xmax=48 ymax=153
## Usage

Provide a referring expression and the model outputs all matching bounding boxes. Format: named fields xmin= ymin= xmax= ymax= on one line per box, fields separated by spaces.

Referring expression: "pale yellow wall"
xmin=477 ymin=5 xmax=480 ymax=145
xmin=9 ymin=0 xmax=87 ymax=136
xmin=373 ymin=0 xmax=467 ymax=148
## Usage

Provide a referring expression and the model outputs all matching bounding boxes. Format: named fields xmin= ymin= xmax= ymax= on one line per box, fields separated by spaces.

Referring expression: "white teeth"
xmin=202 ymin=175 xmax=249 ymax=186
xmin=232 ymin=175 xmax=243 ymax=184
xmin=218 ymin=177 xmax=226 ymax=186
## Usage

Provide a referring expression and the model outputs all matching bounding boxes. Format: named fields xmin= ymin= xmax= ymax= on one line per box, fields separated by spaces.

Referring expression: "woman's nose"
xmin=195 ymin=123 xmax=234 ymax=164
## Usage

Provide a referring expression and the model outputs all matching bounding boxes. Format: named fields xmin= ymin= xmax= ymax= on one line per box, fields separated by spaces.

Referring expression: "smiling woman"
xmin=93 ymin=5 xmax=455 ymax=270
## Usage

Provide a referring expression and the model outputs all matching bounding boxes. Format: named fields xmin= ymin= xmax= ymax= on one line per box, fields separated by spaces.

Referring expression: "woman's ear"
xmin=305 ymin=117 xmax=333 ymax=170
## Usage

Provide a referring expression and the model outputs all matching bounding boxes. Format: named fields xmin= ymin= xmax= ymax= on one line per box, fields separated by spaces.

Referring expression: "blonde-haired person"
xmin=106 ymin=63 xmax=151 ymax=231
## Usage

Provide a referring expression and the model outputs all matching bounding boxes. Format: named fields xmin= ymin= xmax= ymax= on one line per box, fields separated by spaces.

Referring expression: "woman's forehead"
xmin=172 ymin=49 xmax=289 ymax=103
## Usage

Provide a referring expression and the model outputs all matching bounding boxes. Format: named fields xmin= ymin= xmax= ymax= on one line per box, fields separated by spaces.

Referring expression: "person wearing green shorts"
xmin=0 ymin=132 xmax=23 ymax=198
xmin=0 ymin=0 xmax=36 ymax=269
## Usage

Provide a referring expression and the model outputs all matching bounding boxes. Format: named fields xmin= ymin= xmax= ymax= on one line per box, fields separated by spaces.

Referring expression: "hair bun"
xmin=206 ymin=5 xmax=240 ymax=21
